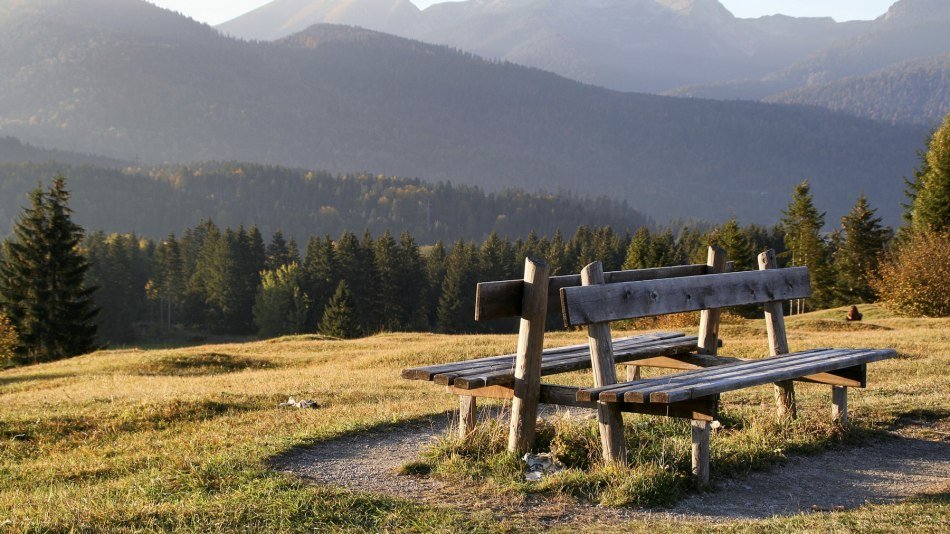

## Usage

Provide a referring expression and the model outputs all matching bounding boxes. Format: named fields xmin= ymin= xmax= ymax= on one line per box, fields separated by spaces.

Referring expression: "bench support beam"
xmin=691 ymin=420 xmax=711 ymax=486
xmin=507 ymin=257 xmax=551 ymax=454
xmin=759 ymin=250 xmax=797 ymax=419
xmin=832 ymin=386 xmax=848 ymax=428
xmin=583 ymin=262 xmax=627 ymax=465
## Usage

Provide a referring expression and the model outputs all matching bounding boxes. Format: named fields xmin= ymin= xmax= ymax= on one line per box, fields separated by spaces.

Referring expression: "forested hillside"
xmin=765 ymin=54 xmax=950 ymax=126
xmin=0 ymin=0 xmax=925 ymax=224
xmin=0 ymin=136 xmax=126 ymax=167
xmin=0 ymin=162 xmax=648 ymax=241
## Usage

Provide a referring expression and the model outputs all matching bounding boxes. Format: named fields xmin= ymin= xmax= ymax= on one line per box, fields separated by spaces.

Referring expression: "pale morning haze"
xmin=148 ymin=0 xmax=898 ymax=26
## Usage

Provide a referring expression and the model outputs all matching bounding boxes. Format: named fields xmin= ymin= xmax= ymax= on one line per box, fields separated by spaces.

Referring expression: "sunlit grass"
xmin=0 ymin=304 xmax=946 ymax=531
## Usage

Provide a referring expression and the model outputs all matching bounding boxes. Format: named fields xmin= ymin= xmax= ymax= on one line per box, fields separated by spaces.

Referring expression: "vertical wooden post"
xmin=507 ymin=257 xmax=551 ymax=453
xmin=697 ymin=246 xmax=727 ymax=355
xmin=832 ymin=386 xmax=848 ymax=428
xmin=459 ymin=395 xmax=477 ymax=439
xmin=582 ymin=261 xmax=627 ymax=465
xmin=691 ymin=420 xmax=711 ymax=486
xmin=758 ymin=249 xmax=797 ymax=419
xmin=625 ymin=365 xmax=641 ymax=382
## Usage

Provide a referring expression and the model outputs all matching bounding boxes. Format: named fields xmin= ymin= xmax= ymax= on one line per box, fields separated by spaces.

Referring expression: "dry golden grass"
xmin=0 ymin=304 xmax=947 ymax=532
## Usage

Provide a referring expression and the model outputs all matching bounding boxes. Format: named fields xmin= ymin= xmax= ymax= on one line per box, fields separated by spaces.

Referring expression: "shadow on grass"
xmin=0 ymin=372 xmax=71 ymax=387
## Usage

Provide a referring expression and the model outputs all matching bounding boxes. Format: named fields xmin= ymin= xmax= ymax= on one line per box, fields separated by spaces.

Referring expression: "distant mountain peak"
xmin=882 ymin=0 xmax=950 ymax=23
xmin=655 ymin=0 xmax=733 ymax=20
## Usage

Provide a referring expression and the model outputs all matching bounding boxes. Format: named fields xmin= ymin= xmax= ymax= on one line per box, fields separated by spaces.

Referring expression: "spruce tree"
xmin=836 ymin=195 xmax=889 ymax=303
xmin=0 ymin=177 xmax=98 ymax=363
xmin=781 ymin=180 xmax=835 ymax=309
xmin=374 ymin=231 xmax=403 ymax=331
xmin=424 ymin=241 xmax=448 ymax=327
xmin=437 ymin=241 xmax=479 ymax=333
xmin=397 ymin=231 xmax=429 ymax=330
xmin=302 ymin=235 xmax=337 ymax=324
xmin=319 ymin=281 xmax=361 ymax=339
xmin=709 ymin=218 xmax=755 ymax=271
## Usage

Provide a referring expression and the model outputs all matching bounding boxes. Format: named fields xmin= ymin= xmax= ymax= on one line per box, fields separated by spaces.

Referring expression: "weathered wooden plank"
xmin=652 ymin=349 xmax=896 ymax=403
xmin=561 ymin=267 xmax=813 ymax=327
xmin=582 ymin=348 xmax=832 ymax=402
xmin=583 ymin=262 xmax=627 ymax=465
xmin=444 ymin=384 xmax=717 ymax=420
xmin=431 ymin=334 xmax=685 ymax=386
xmin=451 ymin=337 xmax=699 ymax=389
xmin=476 ymin=264 xmax=709 ymax=321
xmin=631 ymin=348 xmax=854 ymax=403
xmin=697 ymin=246 xmax=727 ymax=355
xmin=509 ymin=257 xmax=551 ymax=454
xmin=408 ymin=332 xmax=680 ymax=383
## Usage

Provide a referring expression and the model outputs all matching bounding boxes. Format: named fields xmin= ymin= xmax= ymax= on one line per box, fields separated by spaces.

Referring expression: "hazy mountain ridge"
xmin=667 ymin=0 xmax=950 ymax=124
xmin=222 ymin=0 xmax=950 ymax=124
xmin=0 ymin=0 xmax=926 ymax=225
xmin=220 ymin=0 xmax=870 ymax=94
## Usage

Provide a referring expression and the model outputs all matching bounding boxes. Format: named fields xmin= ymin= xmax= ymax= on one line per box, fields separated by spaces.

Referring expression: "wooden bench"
xmin=402 ymin=247 xmax=897 ymax=485
xmin=560 ymin=249 xmax=897 ymax=482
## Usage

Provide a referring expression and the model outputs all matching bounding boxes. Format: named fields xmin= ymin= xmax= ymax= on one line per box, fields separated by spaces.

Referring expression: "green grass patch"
xmin=410 ymin=409 xmax=875 ymax=508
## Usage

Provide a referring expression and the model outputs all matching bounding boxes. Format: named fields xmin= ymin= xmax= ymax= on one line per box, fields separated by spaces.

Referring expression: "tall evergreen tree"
xmin=319 ymin=281 xmax=361 ymax=339
xmin=302 ymin=235 xmax=337 ymax=324
xmin=424 ymin=241 xmax=448 ymax=327
xmin=397 ymin=231 xmax=429 ymax=330
xmin=373 ymin=231 xmax=403 ymax=331
xmin=0 ymin=177 xmax=98 ymax=363
xmin=781 ymin=180 xmax=834 ymax=309
xmin=836 ymin=195 xmax=889 ymax=303
xmin=908 ymin=113 xmax=950 ymax=234
xmin=708 ymin=218 xmax=755 ymax=271
xmin=437 ymin=241 xmax=479 ymax=333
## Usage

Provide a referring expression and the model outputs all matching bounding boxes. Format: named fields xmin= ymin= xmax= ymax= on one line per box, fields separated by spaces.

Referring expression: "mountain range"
xmin=0 ymin=0 xmax=929 ymax=226
xmin=220 ymin=0 xmax=950 ymax=125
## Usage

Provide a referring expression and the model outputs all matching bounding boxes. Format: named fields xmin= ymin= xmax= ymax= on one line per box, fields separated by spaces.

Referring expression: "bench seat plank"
xmin=401 ymin=332 xmax=699 ymax=390
xmin=579 ymin=348 xmax=897 ymax=404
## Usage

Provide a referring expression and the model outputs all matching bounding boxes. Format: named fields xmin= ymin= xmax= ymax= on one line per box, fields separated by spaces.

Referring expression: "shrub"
xmin=872 ymin=232 xmax=950 ymax=317
xmin=0 ymin=313 xmax=18 ymax=366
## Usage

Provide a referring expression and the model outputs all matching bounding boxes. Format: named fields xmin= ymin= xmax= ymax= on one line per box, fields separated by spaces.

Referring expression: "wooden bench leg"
xmin=775 ymin=380 xmax=797 ymax=419
xmin=459 ymin=395 xmax=476 ymax=439
xmin=832 ymin=386 xmax=848 ymax=428
xmin=691 ymin=420 xmax=710 ymax=487
xmin=625 ymin=365 xmax=641 ymax=382
xmin=507 ymin=257 xmax=550 ymax=453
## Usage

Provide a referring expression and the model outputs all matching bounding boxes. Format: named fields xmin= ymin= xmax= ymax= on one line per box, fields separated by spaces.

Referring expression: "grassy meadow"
xmin=0 ymin=304 xmax=947 ymax=532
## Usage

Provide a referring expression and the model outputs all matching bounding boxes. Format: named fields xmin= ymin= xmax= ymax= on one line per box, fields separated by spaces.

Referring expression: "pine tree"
xmin=709 ymin=218 xmax=755 ymax=271
xmin=437 ymin=241 xmax=479 ymax=333
xmin=836 ymin=195 xmax=889 ymax=303
xmin=781 ymin=180 xmax=835 ymax=309
xmin=397 ymin=231 xmax=429 ymax=330
xmin=302 ymin=235 xmax=337 ymax=324
xmin=424 ymin=241 xmax=448 ymax=327
xmin=265 ymin=230 xmax=291 ymax=270
xmin=319 ymin=281 xmax=361 ymax=339
xmin=374 ymin=231 xmax=403 ymax=331
xmin=908 ymin=113 xmax=950 ymax=234
xmin=0 ymin=177 xmax=98 ymax=363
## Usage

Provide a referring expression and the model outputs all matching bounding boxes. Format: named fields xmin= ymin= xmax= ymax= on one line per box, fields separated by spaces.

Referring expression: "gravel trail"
xmin=273 ymin=413 xmax=950 ymax=526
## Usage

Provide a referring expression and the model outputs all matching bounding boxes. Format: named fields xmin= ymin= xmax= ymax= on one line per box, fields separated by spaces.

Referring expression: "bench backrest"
xmin=560 ymin=267 xmax=812 ymax=327
xmin=475 ymin=263 xmax=712 ymax=322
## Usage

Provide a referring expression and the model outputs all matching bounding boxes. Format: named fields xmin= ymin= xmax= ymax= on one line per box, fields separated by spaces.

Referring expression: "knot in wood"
xmin=650 ymin=291 xmax=659 ymax=302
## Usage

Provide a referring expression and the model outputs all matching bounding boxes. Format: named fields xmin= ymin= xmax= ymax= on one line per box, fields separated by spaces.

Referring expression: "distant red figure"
xmin=846 ymin=305 xmax=863 ymax=322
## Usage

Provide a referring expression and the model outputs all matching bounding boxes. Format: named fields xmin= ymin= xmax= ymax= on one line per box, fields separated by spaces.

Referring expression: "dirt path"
xmin=273 ymin=413 xmax=950 ymax=526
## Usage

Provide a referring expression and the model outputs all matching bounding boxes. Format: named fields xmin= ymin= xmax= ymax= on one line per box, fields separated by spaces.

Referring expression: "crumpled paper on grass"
xmin=523 ymin=452 xmax=565 ymax=482
xmin=279 ymin=397 xmax=319 ymax=409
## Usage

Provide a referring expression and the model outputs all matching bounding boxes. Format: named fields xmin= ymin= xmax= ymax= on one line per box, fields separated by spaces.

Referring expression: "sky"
xmin=147 ymin=1 xmax=898 ymax=27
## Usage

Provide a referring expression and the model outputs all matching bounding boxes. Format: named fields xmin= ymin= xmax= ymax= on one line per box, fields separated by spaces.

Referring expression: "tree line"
xmin=3 ymin=110 xmax=948 ymax=364
xmin=73 ymin=178 xmax=897 ymax=345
